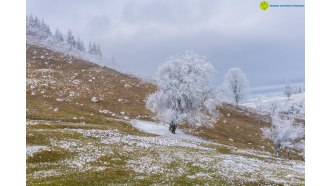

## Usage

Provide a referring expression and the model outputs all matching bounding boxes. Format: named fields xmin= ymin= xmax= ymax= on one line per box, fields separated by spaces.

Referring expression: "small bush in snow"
xmin=255 ymin=96 xmax=264 ymax=110
xmin=284 ymin=80 xmax=293 ymax=99
xmin=261 ymin=114 xmax=304 ymax=156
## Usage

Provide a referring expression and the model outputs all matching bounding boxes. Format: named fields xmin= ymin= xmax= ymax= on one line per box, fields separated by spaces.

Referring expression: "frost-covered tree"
xmin=87 ymin=43 xmax=92 ymax=53
xmin=222 ymin=68 xmax=249 ymax=104
xmin=261 ymin=114 xmax=304 ymax=156
xmin=26 ymin=14 xmax=104 ymax=57
xmin=40 ymin=19 xmax=51 ymax=36
xmin=146 ymin=51 xmax=219 ymax=134
xmin=27 ymin=15 xmax=41 ymax=35
xmin=76 ymin=37 xmax=85 ymax=52
xmin=255 ymin=95 xmax=264 ymax=110
xmin=30 ymin=15 xmax=41 ymax=28
xmin=297 ymin=86 xmax=302 ymax=94
xmin=88 ymin=43 xmax=97 ymax=55
xmin=54 ymin=28 xmax=64 ymax=42
xmin=284 ymin=80 xmax=293 ymax=99
xmin=26 ymin=15 xmax=52 ymax=37
xmin=66 ymin=30 xmax=76 ymax=49
xmin=28 ymin=15 xmax=34 ymax=24
xmin=97 ymin=44 xmax=102 ymax=57
xmin=269 ymin=100 xmax=281 ymax=113
xmin=296 ymin=84 xmax=305 ymax=94
xmin=87 ymin=43 xmax=102 ymax=57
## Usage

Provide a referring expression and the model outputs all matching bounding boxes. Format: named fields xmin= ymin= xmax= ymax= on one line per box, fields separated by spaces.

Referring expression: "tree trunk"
xmin=169 ymin=121 xmax=177 ymax=134
xmin=274 ymin=143 xmax=281 ymax=156
xmin=274 ymin=148 xmax=278 ymax=156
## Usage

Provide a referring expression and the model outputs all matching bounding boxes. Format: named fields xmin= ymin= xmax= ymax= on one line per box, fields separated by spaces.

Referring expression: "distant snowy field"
xmin=243 ymin=93 xmax=305 ymax=118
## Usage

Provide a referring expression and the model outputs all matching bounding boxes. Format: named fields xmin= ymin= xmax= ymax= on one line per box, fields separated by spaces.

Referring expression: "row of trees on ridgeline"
xmin=284 ymin=80 xmax=305 ymax=99
xmin=145 ymin=51 xmax=304 ymax=157
xmin=27 ymin=15 xmax=102 ymax=57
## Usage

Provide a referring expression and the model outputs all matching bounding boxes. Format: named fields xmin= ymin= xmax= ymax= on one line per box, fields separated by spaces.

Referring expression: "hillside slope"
xmin=26 ymin=43 xmax=156 ymax=123
xmin=26 ymin=42 xmax=304 ymax=185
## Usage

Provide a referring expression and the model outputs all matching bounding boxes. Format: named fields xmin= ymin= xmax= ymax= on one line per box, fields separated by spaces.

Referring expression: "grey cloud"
xmin=27 ymin=0 xmax=305 ymax=91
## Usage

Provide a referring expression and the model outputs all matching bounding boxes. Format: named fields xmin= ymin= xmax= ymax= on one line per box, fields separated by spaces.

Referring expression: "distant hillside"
xmin=26 ymin=15 xmax=115 ymax=68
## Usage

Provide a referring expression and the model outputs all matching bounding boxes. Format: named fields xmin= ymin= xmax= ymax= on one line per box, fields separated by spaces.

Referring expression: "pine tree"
xmin=41 ymin=19 xmax=51 ymax=35
xmin=33 ymin=16 xmax=41 ymax=28
xmin=27 ymin=15 xmax=41 ymax=34
xmin=76 ymin=37 xmax=85 ymax=52
xmin=97 ymin=44 xmax=102 ymax=57
xmin=66 ymin=30 xmax=76 ymax=49
xmin=28 ymin=15 xmax=34 ymax=24
xmin=55 ymin=28 xmax=64 ymax=42
xmin=88 ymin=43 xmax=92 ymax=54
xmin=92 ymin=43 xmax=97 ymax=55
xmin=88 ymin=43 xmax=97 ymax=55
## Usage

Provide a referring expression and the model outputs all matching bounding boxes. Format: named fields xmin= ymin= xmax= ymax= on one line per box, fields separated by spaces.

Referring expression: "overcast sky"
xmin=27 ymin=0 xmax=305 ymax=91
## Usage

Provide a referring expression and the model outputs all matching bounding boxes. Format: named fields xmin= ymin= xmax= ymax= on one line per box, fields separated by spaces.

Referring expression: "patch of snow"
xmin=99 ymin=110 xmax=109 ymax=114
xmin=26 ymin=146 xmax=51 ymax=156
xmin=91 ymin=97 xmax=98 ymax=102
xmin=31 ymin=170 xmax=62 ymax=179
xmin=56 ymin=98 xmax=64 ymax=102
xmin=123 ymin=116 xmax=130 ymax=120
xmin=131 ymin=120 xmax=205 ymax=143
xmin=124 ymin=84 xmax=132 ymax=88
xmin=72 ymin=79 xmax=80 ymax=85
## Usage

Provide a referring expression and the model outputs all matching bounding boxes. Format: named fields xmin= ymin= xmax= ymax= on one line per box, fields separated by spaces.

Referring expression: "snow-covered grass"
xmin=26 ymin=119 xmax=304 ymax=185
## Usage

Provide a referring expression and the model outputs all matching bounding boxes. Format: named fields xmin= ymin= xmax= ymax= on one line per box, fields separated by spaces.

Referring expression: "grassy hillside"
xmin=182 ymin=104 xmax=304 ymax=160
xmin=26 ymin=43 xmax=304 ymax=185
xmin=27 ymin=43 xmax=156 ymax=123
